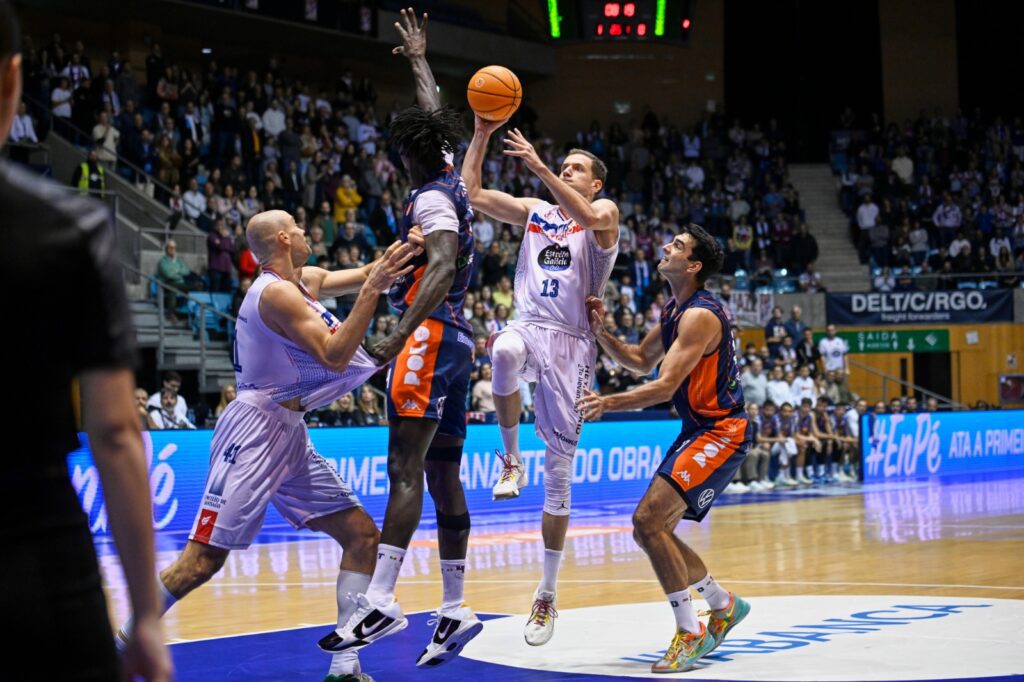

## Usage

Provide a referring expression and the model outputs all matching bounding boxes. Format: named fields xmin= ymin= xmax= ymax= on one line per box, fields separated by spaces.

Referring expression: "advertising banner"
xmin=69 ymin=421 xmax=685 ymax=537
xmin=861 ymin=410 xmax=1024 ymax=482
xmin=812 ymin=329 xmax=949 ymax=353
xmin=826 ymin=290 xmax=1013 ymax=325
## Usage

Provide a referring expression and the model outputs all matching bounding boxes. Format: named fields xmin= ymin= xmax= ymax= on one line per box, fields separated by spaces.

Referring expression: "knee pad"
xmin=490 ymin=331 xmax=528 ymax=396
xmin=435 ymin=510 xmax=471 ymax=532
xmin=543 ymin=448 xmax=573 ymax=516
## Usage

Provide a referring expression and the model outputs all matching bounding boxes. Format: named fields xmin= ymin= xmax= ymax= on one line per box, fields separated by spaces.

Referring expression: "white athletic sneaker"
xmin=416 ymin=605 xmax=484 ymax=667
xmin=796 ymin=474 xmax=813 ymax=485
xmin=493 ymin=450 xmax=527 ymax=500
xmin=318 ymin=594 xmax=408 ymax=653
xmin=524 ymin=591 xmax=558 ymax=646
xmin=759 ymin=479 xmax=775 ymax=490
xmin=748 ymin=480 xmax=767 ymax=492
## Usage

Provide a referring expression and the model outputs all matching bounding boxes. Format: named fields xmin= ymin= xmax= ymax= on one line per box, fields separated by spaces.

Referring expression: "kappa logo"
xmin=403 ymin=325 xmax=432 ymax=387
xmin=697 ymin=488 xmax=715 ymax=508
xmin=402 ymin=399 xmax=420 ymax=411
xmin=677 ymin=470 xmax=691 ymax=485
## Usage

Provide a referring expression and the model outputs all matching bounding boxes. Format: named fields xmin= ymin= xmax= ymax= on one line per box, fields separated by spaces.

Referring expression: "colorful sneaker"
xmin=706 ymin=593 xmax=751 ymax=652
xmin=651 ymin=622 xmax=715 ymax=674
xmin=416 ymin=605 xmax=484 ymax=667
xmin=493 ymin=450 xmax=527 ymax=500
xmin=524 ymin=591 xmax=557 ymax=646
xmin=318 ymin=594 xmax=408 ymax=653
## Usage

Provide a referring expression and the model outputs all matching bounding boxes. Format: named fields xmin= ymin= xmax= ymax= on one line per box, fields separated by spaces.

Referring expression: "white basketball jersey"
xmin=514 ymin=201 xmax=618 ymax=333
xmin=233 ymin=270 xmax=378 ymax=411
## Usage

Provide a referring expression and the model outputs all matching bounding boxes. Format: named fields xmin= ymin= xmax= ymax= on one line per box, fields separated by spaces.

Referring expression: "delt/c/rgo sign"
xmin=826 ymin=290 xmax=1013 ymax=325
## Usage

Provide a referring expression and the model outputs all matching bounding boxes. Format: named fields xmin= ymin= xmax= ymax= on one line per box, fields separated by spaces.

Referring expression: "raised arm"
xmin=393 ymin=8 xmax=439 ymax=112
xmin=504 ymin=128 xmax=618 ymax=233
xmin=588 ymin=296 xmax=664 ymax=374
xmin=579 ymin=307 xmax=720 ymax=420
xmin=463 ymin=115 xmax=539 ymax=225
xmin=262 ymin=241 xmax=417 ymax=371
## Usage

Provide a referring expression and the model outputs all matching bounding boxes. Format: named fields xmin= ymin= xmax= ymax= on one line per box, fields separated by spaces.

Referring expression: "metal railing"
xmin=870 ymin=269 xmax=1022 ymax=291
xmin=848 ymin=357 xmax=965 ymax=410
xmin=119 ymin=260 xmax=236 ymax=391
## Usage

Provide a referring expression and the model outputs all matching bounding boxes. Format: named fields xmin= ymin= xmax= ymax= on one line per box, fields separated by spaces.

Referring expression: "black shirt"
xmin=0 ymin=160 xmax=136 ymax=482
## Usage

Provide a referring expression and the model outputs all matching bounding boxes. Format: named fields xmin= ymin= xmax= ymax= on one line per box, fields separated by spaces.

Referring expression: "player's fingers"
xmin=421 ymin=13 xmax=428 ymax=31
xmin=392 ymin=46 xmax=403 ymax=55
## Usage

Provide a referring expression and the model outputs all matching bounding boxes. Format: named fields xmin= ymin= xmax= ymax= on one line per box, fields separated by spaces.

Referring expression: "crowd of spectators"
xmin=833 ymin=107 xmax=1024 ymax=291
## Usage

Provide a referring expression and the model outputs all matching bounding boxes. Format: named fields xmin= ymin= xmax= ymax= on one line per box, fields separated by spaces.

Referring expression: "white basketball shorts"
xmin=189 ymin=391 xmax=361 ymax=550
xmin=494 ymin=321 xmax=596 ymax=456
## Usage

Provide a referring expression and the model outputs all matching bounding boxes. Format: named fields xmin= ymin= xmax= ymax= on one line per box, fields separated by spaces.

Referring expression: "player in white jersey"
xmin=818 ymin=323 xmax=850 ymax=374
xmin=463 ymin=116 xmax=619 ymax=646
xmin=115 ymin=210 xmax=421 ymax=682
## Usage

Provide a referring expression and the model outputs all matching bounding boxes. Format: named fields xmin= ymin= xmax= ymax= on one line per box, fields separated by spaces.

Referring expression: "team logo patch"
xmin=538 ymin=244 xmax=571 ymax=271
xmin=698 ymin=488 xmax=715 ymax=508
xmin=194 ymin=508 xmax=218 ymax=543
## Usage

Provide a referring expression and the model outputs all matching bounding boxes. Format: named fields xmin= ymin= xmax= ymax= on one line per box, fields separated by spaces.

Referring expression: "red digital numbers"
xmin=596 ymin=23 xmax=604 ymax=35
xmin=609 ymin=22 xmax=623 ymax=36
xmin=637 ymin=22 xmax=647 ymax=36
xmin=604 ymin=2 xmax=619 ymax=17
xmin=624 ymin=3 xmax=636 ymax=17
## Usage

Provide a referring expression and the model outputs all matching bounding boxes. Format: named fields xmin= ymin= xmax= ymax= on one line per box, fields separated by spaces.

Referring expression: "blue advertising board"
xmin=68 ymin=421 xmax=685 ymax=537
xmin=862 ymin=410 xmax=1024 ymax=482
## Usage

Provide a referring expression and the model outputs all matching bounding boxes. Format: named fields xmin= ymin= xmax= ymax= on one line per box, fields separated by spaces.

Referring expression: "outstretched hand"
xmin=586 ymin=296 xmax=607 ymax=336
xmin=474 ymin=114 xmax=509 ymax=139
xmin=503 ymin=127 xmax=544 ymax=173
xmin=577 ymin=389 xmax=606 ymax=422
xmin=392 ymin=7 xmax=428 ymax=59
xmin=366 ymin=239 xmax=420 ymax=293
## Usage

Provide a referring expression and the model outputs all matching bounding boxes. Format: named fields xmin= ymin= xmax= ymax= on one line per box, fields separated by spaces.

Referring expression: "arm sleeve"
xmin=412 ymin=190 xmax=459 ymax=236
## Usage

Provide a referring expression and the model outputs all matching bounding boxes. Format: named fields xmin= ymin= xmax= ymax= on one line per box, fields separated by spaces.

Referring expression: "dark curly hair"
xmin=388 ymin=105 xmax=464 ymax=175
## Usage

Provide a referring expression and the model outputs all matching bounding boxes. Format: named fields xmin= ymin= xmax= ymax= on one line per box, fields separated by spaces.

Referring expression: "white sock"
xmin=439 ymin=559 xmax=466 ymax=613
xmin=538 ymin=548 xmax=562 ymax=595
xmin=116 ymin=578 xmax=177 ymax=652
xmin=337 ymin=569 xmax=371 ymax=628
xmin=500 ymin=424 xmax=520 ymax=461
xmin=690 ymin=574 xmax=731 ymax=611
xmin=328 ymin=652 xmax=361 ymax=677
xmin=667 ymin=589 xmax=701 ymax=633
xmin=365 ymin=544 xmax=405 ymax=607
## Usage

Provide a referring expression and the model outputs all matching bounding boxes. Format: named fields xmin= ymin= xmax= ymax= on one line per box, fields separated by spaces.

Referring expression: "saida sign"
xmin=813 ymin=329 xmax=949 ymax=354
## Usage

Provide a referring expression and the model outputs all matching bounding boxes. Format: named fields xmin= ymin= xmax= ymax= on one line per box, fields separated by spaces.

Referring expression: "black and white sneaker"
xmin=415 ymin=606 xmax=484 ymax=667
xmin=318 ymin=593 xmax=408 ymax=653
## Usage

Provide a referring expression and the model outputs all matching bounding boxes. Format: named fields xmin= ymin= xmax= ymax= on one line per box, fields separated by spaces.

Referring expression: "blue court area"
xmin=149 ymin=472 xmax=1024 ymax=682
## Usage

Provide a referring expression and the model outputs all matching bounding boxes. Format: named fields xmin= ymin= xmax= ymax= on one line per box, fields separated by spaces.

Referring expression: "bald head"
xmin=246 ymin=210 xmax=294 ymax=261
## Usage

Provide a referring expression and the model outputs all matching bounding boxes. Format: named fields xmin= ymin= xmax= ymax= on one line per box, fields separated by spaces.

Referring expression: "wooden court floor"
xmin=98 ymin=478 xmax=1024 ymax=645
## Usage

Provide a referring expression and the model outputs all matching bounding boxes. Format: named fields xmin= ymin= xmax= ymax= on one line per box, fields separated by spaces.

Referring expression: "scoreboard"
xmin=548 ymin=0 xmax=694 ymax=43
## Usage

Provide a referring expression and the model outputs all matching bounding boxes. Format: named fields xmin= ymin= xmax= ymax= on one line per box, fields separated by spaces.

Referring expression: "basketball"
xmin=467 ymin=65 xmax=522 ymax=122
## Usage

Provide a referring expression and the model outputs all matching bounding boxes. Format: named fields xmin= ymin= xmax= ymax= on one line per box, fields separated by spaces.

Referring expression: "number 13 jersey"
xmin=514 ymin=200 xmax=618 ymax=333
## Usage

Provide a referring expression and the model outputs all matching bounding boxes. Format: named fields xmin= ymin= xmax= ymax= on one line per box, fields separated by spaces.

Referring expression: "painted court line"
xmin=200 ymin=578 xmax=1024 ymax=591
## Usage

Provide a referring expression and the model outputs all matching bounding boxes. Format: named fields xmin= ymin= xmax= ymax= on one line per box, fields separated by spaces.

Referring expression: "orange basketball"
xmin=467 ymin=65 xmax=522 ymax=122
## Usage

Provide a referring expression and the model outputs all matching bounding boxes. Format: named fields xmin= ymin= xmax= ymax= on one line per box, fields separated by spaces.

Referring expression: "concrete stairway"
xmin=788 ymin=163 xmax=870 ymax=292
xmin=130 ymin=299 xmax=235 ymax=394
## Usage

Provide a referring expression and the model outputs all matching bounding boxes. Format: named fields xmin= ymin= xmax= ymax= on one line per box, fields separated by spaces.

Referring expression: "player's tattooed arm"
xmin=587 ymin=296 xmax=664 ymax=375
xmin=393 ymin=7 xmax=440 ymax=113
xmin=369 ymin=229 xmax=458 ymax=363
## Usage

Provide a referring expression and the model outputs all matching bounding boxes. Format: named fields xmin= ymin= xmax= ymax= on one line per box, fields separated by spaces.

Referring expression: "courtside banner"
xmin=861 ymin=410 xmax=1024 ymax=482
xmin=826 ymin=290 xmax=1013 ymax=325
xmin=69 ymin=420 xmax=683 ymax=537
